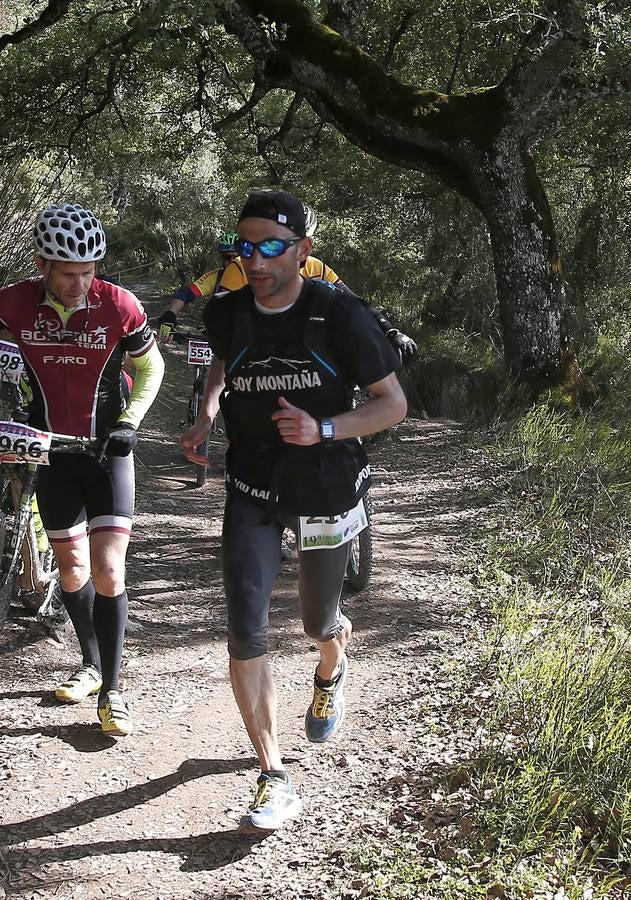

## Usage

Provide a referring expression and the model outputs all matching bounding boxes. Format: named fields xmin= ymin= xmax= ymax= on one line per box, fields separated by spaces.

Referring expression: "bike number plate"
xmin=187 ymin=341 xmax=213 ymax=366
xmin=0 ymin=340 xmax=24 ymax=384
xmin=0 ymin=420 xmax=52 ymax=465
xmin=298 ymin=498 xmax=368 ymax=551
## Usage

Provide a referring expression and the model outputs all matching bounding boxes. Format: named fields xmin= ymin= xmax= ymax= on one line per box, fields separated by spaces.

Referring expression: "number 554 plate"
xmin=187 ymin=341 xmax=213 ymax=366
xmin=0 ymin=420 xmax=52 ymax=465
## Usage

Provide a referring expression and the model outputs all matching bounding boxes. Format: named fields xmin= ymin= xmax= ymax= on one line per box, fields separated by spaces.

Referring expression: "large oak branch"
xmin=0 ymin=0 xmax=72 ymax=53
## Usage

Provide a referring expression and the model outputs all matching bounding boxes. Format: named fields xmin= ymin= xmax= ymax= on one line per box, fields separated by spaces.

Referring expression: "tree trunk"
xmin=467 ymin=135 xmax=565 ymax=379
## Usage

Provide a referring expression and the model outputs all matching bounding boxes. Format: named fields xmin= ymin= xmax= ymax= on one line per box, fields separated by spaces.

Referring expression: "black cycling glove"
xmin=157 ymin=309 xmax=178 ymax=327
xmin=386 ymin=328 xmax=419 ymax=364
xmin=98 ymin=423 xmax=137 ymax=461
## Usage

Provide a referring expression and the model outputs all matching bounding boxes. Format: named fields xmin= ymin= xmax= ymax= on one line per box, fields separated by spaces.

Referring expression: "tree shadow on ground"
xmin=4 ymin=829 xmax=268 ymax=894
xmin=0 ymin=756 xmax=257 ymax=846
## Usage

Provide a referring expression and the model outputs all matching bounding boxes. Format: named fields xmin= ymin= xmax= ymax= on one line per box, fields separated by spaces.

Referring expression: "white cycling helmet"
xmin=33 ymin=202 xmax=107 ymax=262
xmin=304 ymin=203 xmax=318 ymax=238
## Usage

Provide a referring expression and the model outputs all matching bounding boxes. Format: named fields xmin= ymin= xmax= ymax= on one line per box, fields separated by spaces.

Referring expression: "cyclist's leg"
xmin=85 ymin=453 xmax=134 ymax=698
xmin=223 ymin=493 xmax=284 ymax=772
xmin=36 ymin=458 xmax=99 ymax=671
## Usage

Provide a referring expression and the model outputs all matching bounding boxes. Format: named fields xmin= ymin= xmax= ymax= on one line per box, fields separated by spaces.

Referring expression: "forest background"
xmin=1 ymin=1 xmax=631 ymax=897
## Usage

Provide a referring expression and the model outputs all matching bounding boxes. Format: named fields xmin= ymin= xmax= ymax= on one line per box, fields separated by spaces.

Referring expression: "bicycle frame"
xmin=0 ymin=462 xmax=38 ymax=591
xmin=186 ymin=340 xmax=223 ymax=487
xmin=0 ymin=424 xmax=97 ymax=628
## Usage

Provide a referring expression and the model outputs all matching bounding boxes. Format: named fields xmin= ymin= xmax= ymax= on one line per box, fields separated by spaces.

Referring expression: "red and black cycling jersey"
xmin=0 ymin=277 xmax=153 ymax=438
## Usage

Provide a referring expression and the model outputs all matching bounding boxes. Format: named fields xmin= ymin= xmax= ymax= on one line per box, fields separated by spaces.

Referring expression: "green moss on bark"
xmin=245 ymin=0 xmax=504 ymax=148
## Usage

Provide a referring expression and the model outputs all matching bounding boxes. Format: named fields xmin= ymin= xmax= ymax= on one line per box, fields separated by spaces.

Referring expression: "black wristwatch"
xmin=319 ymin=418 xmax=335 ymax=444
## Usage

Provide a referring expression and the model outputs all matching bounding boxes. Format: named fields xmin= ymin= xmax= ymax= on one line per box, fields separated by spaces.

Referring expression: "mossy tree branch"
xmin=0 ymin=0 xmax=72 ymax=53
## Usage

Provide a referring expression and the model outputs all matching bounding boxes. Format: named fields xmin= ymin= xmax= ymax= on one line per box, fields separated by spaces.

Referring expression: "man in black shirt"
xmin=182 ymin=189 xmax=407 ymax=831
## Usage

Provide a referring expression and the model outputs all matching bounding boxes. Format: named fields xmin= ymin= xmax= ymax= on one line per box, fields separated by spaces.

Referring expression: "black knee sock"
xmin=61 ymin=581 xmax=100 ymax=670
xmin=92 ymin=590 xmax=128 ymax=694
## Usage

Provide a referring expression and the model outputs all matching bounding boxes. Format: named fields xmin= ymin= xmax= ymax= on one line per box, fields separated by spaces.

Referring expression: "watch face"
xmin=320 ymin=420 xmax=335 ymax=440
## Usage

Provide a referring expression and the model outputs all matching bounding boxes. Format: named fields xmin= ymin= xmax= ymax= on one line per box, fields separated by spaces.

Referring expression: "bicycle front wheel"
xmin=189 ymin=378 xmax=209 ymax=488
xmin=345 ymin=495 xmax=373 ymax=592
xmin=0 ymin=571 xmax=17 ymax=629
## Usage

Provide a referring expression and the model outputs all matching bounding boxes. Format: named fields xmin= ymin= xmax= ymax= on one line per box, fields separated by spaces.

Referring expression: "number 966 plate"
xmin=0 ymin=420 xmax=52 ymax=465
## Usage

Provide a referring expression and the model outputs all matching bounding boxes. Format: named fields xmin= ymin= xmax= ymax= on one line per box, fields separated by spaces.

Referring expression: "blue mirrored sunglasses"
xmin=236 ymin=237 xmax=302 ymax=259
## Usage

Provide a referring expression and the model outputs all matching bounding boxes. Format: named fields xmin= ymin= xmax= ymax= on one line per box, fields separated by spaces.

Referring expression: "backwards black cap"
xmin=238 ymin=189 xmax=307 ymax=237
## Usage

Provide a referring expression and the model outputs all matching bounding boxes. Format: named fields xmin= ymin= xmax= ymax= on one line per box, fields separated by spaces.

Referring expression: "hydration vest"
xmin=221 ymin=279 xmax=370 ymax=516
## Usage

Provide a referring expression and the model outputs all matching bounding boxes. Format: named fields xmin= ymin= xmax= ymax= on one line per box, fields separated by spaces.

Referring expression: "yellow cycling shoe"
xmin=55 ymin=665 xmax=102 ymax=703
xmin=98 ymin=690 xmax=133 ymax=737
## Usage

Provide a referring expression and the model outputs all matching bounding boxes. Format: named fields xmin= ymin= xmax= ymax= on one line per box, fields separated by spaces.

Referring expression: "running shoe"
xmin=239 ymin=774 xmax=302 ymax=831
xmin=280 ymin=530 xmax=294 ymax=562
xmin=54 ymin=665 xmax=102 ymax=704
xmin=305 ymin=653 xmax=348 ymax=743
xmin=98 ymin=690 xmax=133 ymax=736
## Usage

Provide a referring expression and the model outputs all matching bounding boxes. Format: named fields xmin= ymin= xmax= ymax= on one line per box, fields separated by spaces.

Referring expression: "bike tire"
xmin=345 ymin=494 xmax=373 ymax=592
xmin=0 ymin=576 xmax=9 ymax=628
xmin=190 ymin=381 xmax=209 ymax=488
xmin=0 ymin=571 xmax=17 ymax=628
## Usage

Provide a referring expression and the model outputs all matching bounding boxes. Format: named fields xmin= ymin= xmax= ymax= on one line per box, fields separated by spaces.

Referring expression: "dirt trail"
xmin=0 ymin=293 xmax=494 ymax=900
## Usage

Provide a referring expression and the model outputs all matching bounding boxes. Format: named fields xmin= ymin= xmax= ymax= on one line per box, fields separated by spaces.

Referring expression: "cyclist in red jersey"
xmin=0 ymin=203 xmax=164 ymax=736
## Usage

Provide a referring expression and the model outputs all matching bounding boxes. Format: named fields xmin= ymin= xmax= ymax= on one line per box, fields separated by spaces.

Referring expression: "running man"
xmin=182 ymin=189 xmax=407 ymax=829
xmin=0 ymin=202 xmax=164 ymax=736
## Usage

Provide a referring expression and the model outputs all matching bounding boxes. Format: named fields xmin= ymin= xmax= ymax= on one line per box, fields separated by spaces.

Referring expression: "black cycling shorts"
xmin=36 ymin=452 xmax=135 ymax=543
xmin=222 ymin=491 xmax=349 ymax=660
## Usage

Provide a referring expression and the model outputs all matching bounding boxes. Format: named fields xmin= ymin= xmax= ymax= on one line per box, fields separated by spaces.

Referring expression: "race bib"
xmin=0 ymin=340 xmax=24 ymax=384
xmin=0 ymin=420 xmax=52 ymax=465
xmin=299 ymin=498 xmax=368 ymax=551
xmin=187 ymin=341 xmax=213 ymax=366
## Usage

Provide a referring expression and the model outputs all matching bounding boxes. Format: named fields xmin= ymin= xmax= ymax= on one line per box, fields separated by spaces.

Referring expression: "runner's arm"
xmin=271 ymin=372 xmax=407 ymax=446
xmin=117 ymin=342 xmax=165 ymax=430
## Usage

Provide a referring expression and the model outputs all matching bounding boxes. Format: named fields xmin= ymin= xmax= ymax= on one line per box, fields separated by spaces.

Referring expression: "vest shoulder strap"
xmin=226 ymin=279 xmax=343 ymax=377
xmin=226 ymin=288 xmax=256 ymax=376
xmin=303 ymin=278 xmax=340 ymax=376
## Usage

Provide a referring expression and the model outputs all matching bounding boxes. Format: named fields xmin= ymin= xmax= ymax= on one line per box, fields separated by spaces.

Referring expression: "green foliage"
xmin=466 ymin=396 xmax=631 ymax=888
xmin=101 ymin=151 xmax=239 ymax=285
xmin=399 ymin=327 xmax=503 ymax=420
xmin=354 ymin=392 xmax=631 ymax=898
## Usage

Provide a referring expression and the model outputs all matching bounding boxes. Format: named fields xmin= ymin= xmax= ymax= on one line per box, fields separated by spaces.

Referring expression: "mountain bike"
xmin=0 ymin=416 xmax=96 ymax=629
xmin=185 ymin=338 xmax=223 ymax=487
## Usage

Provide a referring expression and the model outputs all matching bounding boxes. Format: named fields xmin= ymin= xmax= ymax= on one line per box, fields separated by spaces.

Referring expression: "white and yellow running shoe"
xmin=54 ymin=665 xmax=102 ymax=704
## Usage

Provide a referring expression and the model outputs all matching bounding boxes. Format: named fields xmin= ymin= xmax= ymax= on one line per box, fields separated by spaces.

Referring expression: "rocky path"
xmin=0 ymin=299 xmax=494 ymax=899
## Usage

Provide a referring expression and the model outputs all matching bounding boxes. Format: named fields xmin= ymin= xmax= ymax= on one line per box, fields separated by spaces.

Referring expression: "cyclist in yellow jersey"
xmin=157 ymin=232 xmax=239 ymax=343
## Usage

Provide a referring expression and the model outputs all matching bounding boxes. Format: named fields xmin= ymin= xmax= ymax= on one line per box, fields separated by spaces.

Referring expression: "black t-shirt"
xmin=203 ymin=279 xmax=400 ymax=514
xmin=205 ymin=279 xmax=398 ymax=388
